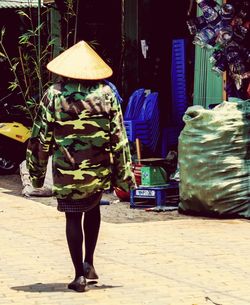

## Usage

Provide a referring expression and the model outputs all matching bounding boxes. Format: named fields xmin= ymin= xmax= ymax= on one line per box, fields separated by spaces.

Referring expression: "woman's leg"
xmin=65 ymin=212 xmax=84 ymax=279
xmin=83 ymin=204 xmax=101 ymax=266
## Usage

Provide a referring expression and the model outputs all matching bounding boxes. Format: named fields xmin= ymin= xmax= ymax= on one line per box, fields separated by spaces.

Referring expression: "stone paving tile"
xmin=1 ymin=190 xmax=250 ymax=305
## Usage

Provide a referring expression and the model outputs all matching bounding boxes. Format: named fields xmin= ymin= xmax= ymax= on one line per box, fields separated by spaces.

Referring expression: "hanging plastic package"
xmin=178 ymin=100 xmax=250 ymax=218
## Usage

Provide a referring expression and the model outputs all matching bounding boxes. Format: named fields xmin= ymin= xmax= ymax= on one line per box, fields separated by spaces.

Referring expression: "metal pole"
xmin=74 ymin=0 xmax=79 ymax=44
xmin=223 ymin=0 xmax=227 ymax=101
xmin=121 ymin=0 xmax=125 ymax=96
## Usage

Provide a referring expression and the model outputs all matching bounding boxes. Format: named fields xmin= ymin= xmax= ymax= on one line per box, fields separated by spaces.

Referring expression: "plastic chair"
xmin=124 ymin=88 xmax=146 ymax=120
xmin=124 ymin=92 xmax=160 ymax=152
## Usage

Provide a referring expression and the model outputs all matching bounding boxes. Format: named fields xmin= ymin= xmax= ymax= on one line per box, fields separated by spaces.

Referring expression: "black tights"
xmin=65 ymin=204 xmax=101 ymax=278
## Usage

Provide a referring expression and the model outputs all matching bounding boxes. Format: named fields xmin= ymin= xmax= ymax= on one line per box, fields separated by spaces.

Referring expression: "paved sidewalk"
xmin=1 ymin=188 xmax=250 ymax=305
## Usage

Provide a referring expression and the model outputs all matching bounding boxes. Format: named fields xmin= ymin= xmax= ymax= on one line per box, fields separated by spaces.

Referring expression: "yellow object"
xmin=0 ymin=122 xmax=31 ymax=143
xmin=47 ymin=40 xmax=113 ymax=80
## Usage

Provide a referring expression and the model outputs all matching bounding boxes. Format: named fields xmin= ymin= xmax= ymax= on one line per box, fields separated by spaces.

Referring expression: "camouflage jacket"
xmin=26 ymin=81 xmax=136 ymax=200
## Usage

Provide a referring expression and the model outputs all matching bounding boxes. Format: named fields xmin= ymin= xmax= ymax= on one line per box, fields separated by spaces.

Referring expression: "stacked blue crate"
xmin=124 ymin=88 xmax=147 ymax=142
xmin=171 ymin=39 xmax=188 ymax=126
xmin=161 ymin=39 xmax=188 ymax=157
xmin=141 ymin=92 xmax=160 ymax=152
xmin=124 ymin=88 xmax=146 ymax=120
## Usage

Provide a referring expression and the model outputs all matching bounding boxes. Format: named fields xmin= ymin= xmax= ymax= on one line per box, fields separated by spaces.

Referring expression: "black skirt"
xmin=57 ymin=191 xmax=103 ymax=213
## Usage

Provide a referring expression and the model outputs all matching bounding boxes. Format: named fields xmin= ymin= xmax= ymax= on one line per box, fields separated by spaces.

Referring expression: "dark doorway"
xmin=76 ymin=1 xmax=122 ymax=90
xmin=138 ymin=0 xmax=192 ymax=124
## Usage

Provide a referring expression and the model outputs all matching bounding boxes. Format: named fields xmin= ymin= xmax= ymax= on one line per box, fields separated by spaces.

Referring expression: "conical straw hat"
xmin=47 ymin=40 xmax=113 ymax=80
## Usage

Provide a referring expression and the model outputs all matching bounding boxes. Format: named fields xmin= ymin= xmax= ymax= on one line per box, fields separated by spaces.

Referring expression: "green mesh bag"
xmin=178 ymin=100 xmax=250 ymax=218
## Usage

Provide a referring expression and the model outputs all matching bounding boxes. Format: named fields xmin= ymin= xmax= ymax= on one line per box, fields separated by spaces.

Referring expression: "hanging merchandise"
xmin=187 ymin=0 xmax=250 ymax=89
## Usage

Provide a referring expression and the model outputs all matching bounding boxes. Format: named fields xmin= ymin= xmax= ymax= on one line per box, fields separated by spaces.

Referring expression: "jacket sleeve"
xmin=109 ymin=91 xmax=136 ymax=192
xmin=26 ymin=90 xmax=55 ymax=188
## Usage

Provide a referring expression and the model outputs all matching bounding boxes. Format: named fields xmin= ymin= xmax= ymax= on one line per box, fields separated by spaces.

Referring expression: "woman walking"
xmin=26 ymin=41 xmax=135 ymax=292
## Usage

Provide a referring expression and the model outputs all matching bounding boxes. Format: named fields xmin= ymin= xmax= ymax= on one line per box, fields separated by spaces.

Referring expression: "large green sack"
xmin=178 ymin=100 xmax=250 ymax=218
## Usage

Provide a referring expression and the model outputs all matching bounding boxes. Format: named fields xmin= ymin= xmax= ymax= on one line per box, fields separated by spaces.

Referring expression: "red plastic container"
xmin=114 ymin=163 xmax=142 ymax=201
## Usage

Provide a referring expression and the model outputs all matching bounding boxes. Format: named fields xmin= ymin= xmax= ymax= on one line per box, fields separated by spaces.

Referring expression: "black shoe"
xmin=83 ymin=262 xmax=99 ymax=280
xmin=68 ymin=276 xmax=86 ymax=292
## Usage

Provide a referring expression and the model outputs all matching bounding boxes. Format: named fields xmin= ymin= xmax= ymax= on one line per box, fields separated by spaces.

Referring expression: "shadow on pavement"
xmin=11 ymin=282 xmax=122 ymax=293
xmin=0 ymin=174 xmax=22 ymax=196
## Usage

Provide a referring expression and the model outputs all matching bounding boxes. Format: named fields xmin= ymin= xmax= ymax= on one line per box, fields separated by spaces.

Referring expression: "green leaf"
xmin=27 ymin=29 xmax=35 ymax=35
xmin=48 ymin=38 xmax=57 ymax=46
xmin=27 ymin=96 xmax=37 ymax=104
xmin=17 ymin=10 xmax=31 ymax=20
xmin=19 ymin=34 xmax=30 ymax=44
xmin=11 ymin=62 xmax=19 ymax=72
xmin=0 ymin=51 xmax=6 ymax=58
xmin=13 ymin=105 xmax=26 ymax=111
xmin=34 ymin=23 xmax=44 ymax=34
xmin=8 ymin=82 xmax=18 ymax=91
xmin=1 ymin=27 xmax=5 ymax=39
